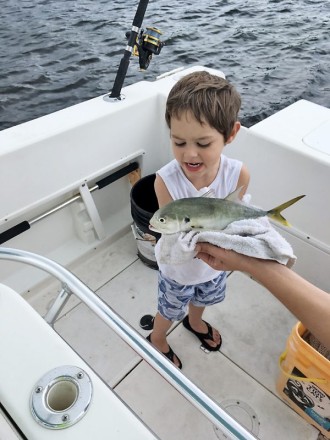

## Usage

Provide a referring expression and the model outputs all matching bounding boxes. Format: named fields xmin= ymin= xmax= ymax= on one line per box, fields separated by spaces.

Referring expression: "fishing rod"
xmin=0 ymin=161 xmax=139 ymax=245
xmin=107 ymin=0 xmax=164 ymax=100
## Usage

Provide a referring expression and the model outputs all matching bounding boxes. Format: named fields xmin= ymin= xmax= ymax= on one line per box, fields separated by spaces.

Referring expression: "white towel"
xmin=157 ymin=216 xmax=296 ymax=268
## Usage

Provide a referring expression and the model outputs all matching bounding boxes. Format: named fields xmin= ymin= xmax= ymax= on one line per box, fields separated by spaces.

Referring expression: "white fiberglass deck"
xmin=23 ymin=230 xmax=319 ymax=440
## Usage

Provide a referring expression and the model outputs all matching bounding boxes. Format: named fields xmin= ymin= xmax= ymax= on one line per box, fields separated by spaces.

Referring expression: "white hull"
xmin=0 ymin=66 xmax=329 ymax=439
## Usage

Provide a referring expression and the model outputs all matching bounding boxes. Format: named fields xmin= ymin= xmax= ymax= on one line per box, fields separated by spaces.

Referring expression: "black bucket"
xmin=130 ymin=174 xmax=161 ymax=269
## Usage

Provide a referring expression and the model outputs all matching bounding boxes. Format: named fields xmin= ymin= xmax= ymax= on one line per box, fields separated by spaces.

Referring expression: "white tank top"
xmin=155 ymin=155 xmax=243 ymax=285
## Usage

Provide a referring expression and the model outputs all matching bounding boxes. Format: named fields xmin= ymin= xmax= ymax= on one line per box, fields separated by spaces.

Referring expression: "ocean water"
xmin=0 ymin=0 xmax=329 ymax=131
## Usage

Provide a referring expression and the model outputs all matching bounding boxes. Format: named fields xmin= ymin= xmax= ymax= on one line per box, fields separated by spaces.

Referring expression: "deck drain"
xmin=213 ymin=399 xmax=260 ymax=439
xmin=139 ymin=314 xmax=154 ymax=330
xmin=30 ymin=365 xmax=93 ymax=429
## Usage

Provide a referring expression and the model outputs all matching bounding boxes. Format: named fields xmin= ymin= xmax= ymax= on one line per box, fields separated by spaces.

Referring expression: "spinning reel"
xmin=108 ymin=1 xmax=165 ymax=100
xmin=126 ymin=27 xmax=164 ymax=70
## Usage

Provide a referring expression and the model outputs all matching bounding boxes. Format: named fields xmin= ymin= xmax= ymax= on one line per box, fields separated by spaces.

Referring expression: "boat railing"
xmin=0 ymin=247 xmax=257 ymax=440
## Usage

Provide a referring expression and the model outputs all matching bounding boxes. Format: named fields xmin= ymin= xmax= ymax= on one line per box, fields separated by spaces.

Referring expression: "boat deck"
xmin=23 ymin=230 xmax=320 ymax=439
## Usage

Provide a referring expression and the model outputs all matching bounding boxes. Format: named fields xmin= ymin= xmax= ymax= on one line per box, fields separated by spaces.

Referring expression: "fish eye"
xmin=184 ymin=216 xmax=190 ymax=223
xmin=159 ymin=217 xmax=166 ymax=223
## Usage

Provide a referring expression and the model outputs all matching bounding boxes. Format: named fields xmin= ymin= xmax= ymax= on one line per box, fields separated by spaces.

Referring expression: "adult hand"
xmin=195 ymin=242 xmax=249 ymax=272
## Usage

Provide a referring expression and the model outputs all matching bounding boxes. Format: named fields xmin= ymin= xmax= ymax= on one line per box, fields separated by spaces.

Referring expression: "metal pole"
xmin=43 ymin=283 xmax=72 ymax=326
xmin=0 ymin=247 xmax=257 ymax=440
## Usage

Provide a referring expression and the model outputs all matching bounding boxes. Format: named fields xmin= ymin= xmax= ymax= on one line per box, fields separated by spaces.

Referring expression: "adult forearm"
xmin=246 ymin=259 xmax=330 ymax=349
xmin=196 ymin=243 xmax=330 ymax=349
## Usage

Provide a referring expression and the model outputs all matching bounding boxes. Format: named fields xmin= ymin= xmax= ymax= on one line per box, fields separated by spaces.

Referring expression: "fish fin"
xmin=224 ymin=186 xmax=245 ymax=202
xmin=200 ymin=188 xmax=216 ymax=198
xmin=267 ymin=195 xmax=305 ymax=227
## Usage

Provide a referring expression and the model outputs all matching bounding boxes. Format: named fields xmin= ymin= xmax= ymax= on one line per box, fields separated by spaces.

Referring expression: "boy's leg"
xmin=149 ymin=312 xmax=182 ymax=368
xmin=187 ymin=303 xmax=221 ymax=348
xmin=150 ymin=271 xmax=192 ymax=367
xmin=185 ymin=272 xmax=226 ymax=349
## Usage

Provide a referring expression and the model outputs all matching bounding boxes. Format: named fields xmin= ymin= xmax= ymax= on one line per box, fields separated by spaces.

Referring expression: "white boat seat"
xmin=0 ymin=283 xmax=157 ymax=440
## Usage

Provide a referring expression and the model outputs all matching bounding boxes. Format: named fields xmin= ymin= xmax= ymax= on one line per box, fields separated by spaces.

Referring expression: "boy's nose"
xmin=184 ymin=144 xmax=199 ymax=159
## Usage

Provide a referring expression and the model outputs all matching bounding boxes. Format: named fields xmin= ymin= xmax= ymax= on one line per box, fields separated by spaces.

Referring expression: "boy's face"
xmin=170 ymin=110 xmax=237 ymax=187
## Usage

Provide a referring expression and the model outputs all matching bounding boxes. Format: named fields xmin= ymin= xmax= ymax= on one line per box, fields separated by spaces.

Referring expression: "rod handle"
xmin=0 ymin=221 xmax=30 ymax=245
xmin=132 ymin=0 xmax=149 ymax=28
xmin=96 ymin=162 xmax=139 ymax=189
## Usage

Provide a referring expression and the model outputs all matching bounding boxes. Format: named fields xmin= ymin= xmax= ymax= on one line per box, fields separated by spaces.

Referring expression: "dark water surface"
xmin=1 ymin=0 xmax=329 ymax=131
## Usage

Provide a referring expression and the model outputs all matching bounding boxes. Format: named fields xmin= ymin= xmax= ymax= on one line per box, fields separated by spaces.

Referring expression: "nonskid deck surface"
xmin=24 ymin=232 xmax=319 ymax=440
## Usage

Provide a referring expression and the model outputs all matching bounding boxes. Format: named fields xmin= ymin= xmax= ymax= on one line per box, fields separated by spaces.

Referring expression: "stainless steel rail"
xmin=0 ymin=247 xmax=257 ymax=440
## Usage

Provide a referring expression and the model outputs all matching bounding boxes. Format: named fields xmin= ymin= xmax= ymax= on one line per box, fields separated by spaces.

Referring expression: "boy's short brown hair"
xmin=165 ymin=71 xmax=241 ymax=142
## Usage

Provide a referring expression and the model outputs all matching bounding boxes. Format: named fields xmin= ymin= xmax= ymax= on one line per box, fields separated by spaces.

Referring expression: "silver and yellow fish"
xmin=149 ymin=191 xmax=305 ymax=234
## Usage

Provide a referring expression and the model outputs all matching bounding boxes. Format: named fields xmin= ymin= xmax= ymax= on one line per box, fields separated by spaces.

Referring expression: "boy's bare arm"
xmin=154 ymin=174 xmax=173 ymax=207
xmin=237 ymin=164 xmax=250 ymax=199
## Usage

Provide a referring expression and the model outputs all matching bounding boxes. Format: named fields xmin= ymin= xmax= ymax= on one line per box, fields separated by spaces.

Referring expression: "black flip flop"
xmin=146 ymin=334 xmax=182 ymax=369
xmin=182 ymin=315 xmax=222 ymax=351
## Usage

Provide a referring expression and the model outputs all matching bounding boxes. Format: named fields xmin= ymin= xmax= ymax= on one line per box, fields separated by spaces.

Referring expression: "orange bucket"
xmin=277 ymin=322 xmax=330 ymax=438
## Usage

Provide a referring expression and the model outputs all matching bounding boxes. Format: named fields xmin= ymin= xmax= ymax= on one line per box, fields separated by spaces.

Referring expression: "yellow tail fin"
xmin=267 ymin=195 xmax=305 ymax=226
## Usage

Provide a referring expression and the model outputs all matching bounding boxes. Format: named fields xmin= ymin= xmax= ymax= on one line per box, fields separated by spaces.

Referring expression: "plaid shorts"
xmin=158 ymin=271 xmax=226 ymax=321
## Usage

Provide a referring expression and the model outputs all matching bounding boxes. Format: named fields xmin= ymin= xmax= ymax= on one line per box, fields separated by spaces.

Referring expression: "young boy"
xmin=147 ymin=70 xmax=250 ymax=368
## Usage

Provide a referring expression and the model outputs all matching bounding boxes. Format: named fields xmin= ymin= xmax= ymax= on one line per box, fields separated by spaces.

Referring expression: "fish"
xmin=149 ymin=190 xmax=305 ymax=234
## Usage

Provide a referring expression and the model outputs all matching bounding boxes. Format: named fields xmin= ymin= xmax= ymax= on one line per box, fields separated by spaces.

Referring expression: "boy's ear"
xmin=226 ymin=121 xmax=241 ymax=144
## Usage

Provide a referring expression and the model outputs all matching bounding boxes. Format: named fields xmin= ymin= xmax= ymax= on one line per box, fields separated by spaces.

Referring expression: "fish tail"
xmin=267 ymin=195 xmax=305 ymax=227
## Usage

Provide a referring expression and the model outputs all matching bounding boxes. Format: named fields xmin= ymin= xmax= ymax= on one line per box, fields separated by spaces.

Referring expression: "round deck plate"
xmin=30 ymin=365 xmax=93 ymax=429
xmin=213 ymin=399 xmax=260 ymax=438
